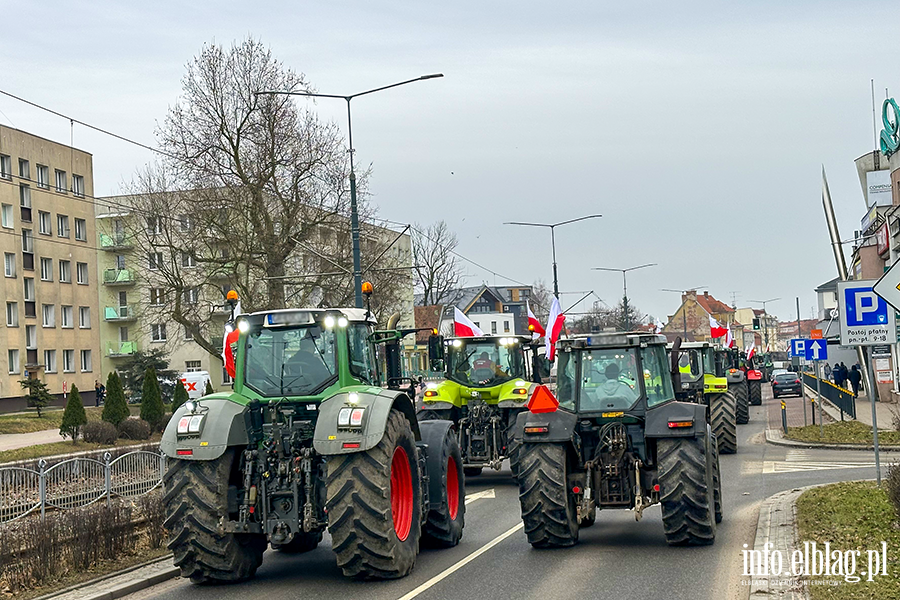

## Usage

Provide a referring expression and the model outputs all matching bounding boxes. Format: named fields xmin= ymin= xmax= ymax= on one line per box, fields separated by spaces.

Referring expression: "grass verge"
xmin=796 ymin=481 xmax=900 ymax=599
xmin=0 ymin=406 xmax=140 ymax=435
xmin=786 ymin=420 xmax=900 ymax=445
xmin=0 ymin=432 xmax=162 ymax=464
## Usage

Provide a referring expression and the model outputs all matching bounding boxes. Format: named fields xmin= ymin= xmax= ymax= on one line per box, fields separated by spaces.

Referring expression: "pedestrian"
xmin=94 ymin=380 xmax=101 ymax=407
xmin=824 ymin=363 xmax=832 ymax=380
xmin=849 ymin=365 xmax=862 ymax=396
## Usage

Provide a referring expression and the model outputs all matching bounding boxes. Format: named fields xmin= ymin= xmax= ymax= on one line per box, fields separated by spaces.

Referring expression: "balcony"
xmin=104 ymin=305 xmax=138 ymax=322
xmin=107 ymin=341 xmax=138 ymax=358
xmin=99 ymin=232 xmax=133 ymax=251
xmin=103 ymin=268 xmax=136 ymax=286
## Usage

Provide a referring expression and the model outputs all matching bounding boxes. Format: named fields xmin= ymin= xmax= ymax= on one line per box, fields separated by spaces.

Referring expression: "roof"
xmin=695 ymin=292 xmax=734 ymax=315
xmin=815 ymin=277 xmax=840 ymax=293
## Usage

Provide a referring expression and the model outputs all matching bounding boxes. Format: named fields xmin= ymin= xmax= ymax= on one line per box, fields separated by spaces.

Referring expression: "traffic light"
xmin=752 ymin=318 xmax=760 ymax=330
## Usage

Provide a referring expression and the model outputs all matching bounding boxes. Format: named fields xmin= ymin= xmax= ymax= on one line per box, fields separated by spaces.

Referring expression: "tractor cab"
xmin=445 ymin=335 xmax=530 ymax=388
xmin=668 ymin=341 xmax=727 ymax=402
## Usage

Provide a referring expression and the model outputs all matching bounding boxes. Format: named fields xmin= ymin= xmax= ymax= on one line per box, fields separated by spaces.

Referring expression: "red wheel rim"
xmin=391 ymin=446 xmax=414 ymax=541
xmin=447 ymin=456 xmax=459 ymax=520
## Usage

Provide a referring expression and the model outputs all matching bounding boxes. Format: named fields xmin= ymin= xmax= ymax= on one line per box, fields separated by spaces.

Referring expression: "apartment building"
xmin=0 ymin=126 xmax=100 ymax=408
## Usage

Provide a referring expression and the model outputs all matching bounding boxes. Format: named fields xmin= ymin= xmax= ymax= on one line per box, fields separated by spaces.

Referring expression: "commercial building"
xmin=0 ymin=126 xmax=100 ymax=409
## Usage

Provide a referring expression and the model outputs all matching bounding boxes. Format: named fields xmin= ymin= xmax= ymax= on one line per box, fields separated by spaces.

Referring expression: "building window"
xmin=184 ymin=287 xmax=199 ymax=304
xmin=0 ymin=154 xmax=10 ymax=180
xmin=40 ymin=257 xmax=52 ymax=281
xmin=147 ymin=216 xmax=162 ymax=235
xmin=182 ymin=252 xmax=196 ymax=268
xmin=19 ymin=185 xmax=31 ymax=221
xmin=76 ymin=262 xmax=88 ymax=285
xmin=503 ymin=321 xmax=510 ymax=333
xmin=44 ymin=350 xmax=56 ymax=373
xmin=23 ymin=278 xmax=34 ymax=301
xmin=80 ymin=350 xmax=92 ymax=372
xmin=61 ymin=305 xmax=73 ymax=328
xmin=149 ymin=252 xmax=163 ymax=270
xmin=184 ymin=325 xmax=194 ymax=341
xmin=55 ymin=169 xmax=67 ymax=193
xmin=74 ymin=218 xmax=86 ymax=241
xmin=4 ymin=253 xmax=15 ymax=277
xmin=8 ymin=349 xmax=19 ymax=374
xmin=185 ymin=360 xmax=202 ymax=372
xmin=36 ymin=164 xmax=49 ymax=189
xmin=1 ymin=204 xmax=12 ymax=228
xmin=25 ymin=325 xmax=36 ymax=349
xmin=62 ymin=349 xmax=75 ymax=373
xmin=151 ymin=323 xmax=167 ymax=342
xmin=59 ymin=260 xmax=71 ymax=283
xmin=38 ymin=211 xmax=51 ymax=235
xmin=6 ymin=302 xmax=18 ymax=327
xmin=57 ymin=214 xmax=69 ymax=238
xmin=42 ymin=304 xmax=55 ymax=328
xmin=22 ymin=229 xmax=33 ymax=253
xmin=18 ymin=159 xmax=29 ymax=180
xmin=179 ymin=215 xmax=195 ymax=232
xmin=222 ymin=366 xmax=233 ymax=385
xmin=72 ymin=174 xmax=84 ymax=197
xmin=491 ymin=321 xmax=497 ymax=334
xmin=79 ymin=306 xmax=90 ymax=328
xmin=149 ymin=288 xmax=165 ymax=306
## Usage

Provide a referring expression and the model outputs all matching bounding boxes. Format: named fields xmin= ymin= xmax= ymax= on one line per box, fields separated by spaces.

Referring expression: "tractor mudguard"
xmin=313 ymin=388 xmax=420 ymax=456
xmin=644 ymin=401 xmax=708 ymax=438
xmin=726 ymin=370 xmax=745 ymax=384
xmin=514 ymin=409 xmax=578 ymax=444
xmin=160 ymin=397 xmax=249 ymax=461
xmin=418 ymin=419 xmax=455 ymax=507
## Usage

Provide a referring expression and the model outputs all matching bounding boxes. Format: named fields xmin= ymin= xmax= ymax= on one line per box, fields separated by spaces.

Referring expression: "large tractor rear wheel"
xmin=749 ymin=381 xmax=762 ymax=405
xmin=326 ymin=409 xmax=422 ymax=579
xmin=733 ymin=384 xmax=749 ymax=425
xmin=517 ymin=443 xmax=578 ymax=547
xmin=709 ymin=393 xmax=737 ymax=455
xmin=420 ymin=422 xmax=466 ymax=548
xmin=164 ymin=449 xmax=267 ymax=584
xmin=658 ymin=435 xmax=717 ymax=546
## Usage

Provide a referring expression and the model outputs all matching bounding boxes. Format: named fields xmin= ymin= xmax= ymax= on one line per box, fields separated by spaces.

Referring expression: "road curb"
xmin=35 ymin=555 xmax=178 ymax=600
xmin=764 ymin=428 xmax=900 ymax=452
xmin=749 ymin=487 xmax=808 ymax=599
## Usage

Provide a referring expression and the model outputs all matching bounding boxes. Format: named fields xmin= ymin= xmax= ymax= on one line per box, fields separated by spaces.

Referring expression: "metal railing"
xmin=102 ymin=268 xmax=135 ymax=284
xmin=0 ymin=450 xmax=165 ymax=523
xmin=802 ymin=372 xmax=857 ymax=420
xmin=103 ymin=304 xmax=138 ymax=321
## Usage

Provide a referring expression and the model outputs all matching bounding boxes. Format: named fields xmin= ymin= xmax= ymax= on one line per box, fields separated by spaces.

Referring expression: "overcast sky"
xmin=1 ymin=0 xmax=894 ymax=324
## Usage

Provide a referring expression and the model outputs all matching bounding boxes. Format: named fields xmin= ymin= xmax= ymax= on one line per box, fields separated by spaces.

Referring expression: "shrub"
xmin=83 ymin=421 xmax=118 ymax=444
xmin=140 ymin=367 xmax=165 ymax=429
xmin=886 ymin=463 xmax=900 ymax=522
xmin=172 ymin=379 xmax=189 ymax=411
xmin=19 ymin=377 xmax=53 ymax=417
xmin=117 ymin=418 xmax=151 ymax=441
xmin=60 ymin=384 xmax=87 ymax=441
xmin=205 ymin=379 xmax=214 ymax=395
xmin=102 ymin=371 xmax=130 ymax=427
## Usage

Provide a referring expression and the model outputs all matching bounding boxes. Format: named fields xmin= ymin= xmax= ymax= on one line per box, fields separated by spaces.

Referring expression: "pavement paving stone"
xmin=36 ymin=557 xmax=177 ymax=600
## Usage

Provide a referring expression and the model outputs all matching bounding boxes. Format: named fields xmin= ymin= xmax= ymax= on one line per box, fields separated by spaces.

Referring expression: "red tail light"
xmin=794 ymin=379 xmax=801 ymax=384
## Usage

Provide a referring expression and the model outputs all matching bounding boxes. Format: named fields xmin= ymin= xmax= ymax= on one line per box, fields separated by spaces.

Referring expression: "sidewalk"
xmin=0 ymin=428 xmax=64 ymax=451
xmin=845 ymin=391 xmax=898 ymax=430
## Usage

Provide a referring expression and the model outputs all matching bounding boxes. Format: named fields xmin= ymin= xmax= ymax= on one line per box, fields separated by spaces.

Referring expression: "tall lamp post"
xmin=257 ymin=73 xmax=443 ymax=308
xmin=661 ymin=287 xmax=706 ymax=338
xmin=748 ymin=297 xmax=781 ymax=348
xmin=504 ymin=215 xmax=602 ymax=298
xmin=594 ymin=264 xmax=657 ymax=331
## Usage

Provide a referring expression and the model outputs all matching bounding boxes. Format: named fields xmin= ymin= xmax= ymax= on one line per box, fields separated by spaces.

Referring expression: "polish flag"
xmin=709 ymin=315 xmax=727 ymax=338
xmin=527 ymin=301 xmax=545 ymax=339
xmin=454 ymin=307 xmax=484 ymax=337
xmin=655 ymin=318 xmax=665 ymax=334
xmin=545 ymin=296 xmax=566 ymax=361
xmin=222 ymin=301 xmax=242 ymax=378
xmin=724 ymin=325 xmax=734 ymax=349
xmin=745 ymin=342 xmax=755 ymax=362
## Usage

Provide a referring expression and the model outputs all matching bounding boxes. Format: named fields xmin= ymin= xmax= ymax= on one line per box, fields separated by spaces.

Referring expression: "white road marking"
xmin=785 ymin=449 xmax=811 ymax=462
xmin=762 ymin=461 xmax=876 ymax=474
xmin=396 ymin=522 xmax=524 ymax=600
xmin=464 ymin=489 xmax=495 ymax=504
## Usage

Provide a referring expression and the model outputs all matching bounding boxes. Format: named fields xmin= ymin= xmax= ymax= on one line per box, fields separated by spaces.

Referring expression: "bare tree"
xmin=412 ymin=221 xmax=463 ymax=305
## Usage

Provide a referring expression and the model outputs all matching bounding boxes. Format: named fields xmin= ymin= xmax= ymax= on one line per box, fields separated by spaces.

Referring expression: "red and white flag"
xmin=545 ymin=296 xmax=566 ymax=361
xmin=222 ymin=301 xmax=242 ymax=378
xmin=655 ymin=318 xmax=665 ymax=334
xmin=709 ymin=315 xmax=727 ymax=338
xmin=526 ymin=301 xmax=545 ymax=339
xmin=453 ymin=307 xmax=484 ymax=337
xmin=724 ymin=325 xmax=734 ymax=348
xmin=745 ymin=342 xmax=755 ymax=361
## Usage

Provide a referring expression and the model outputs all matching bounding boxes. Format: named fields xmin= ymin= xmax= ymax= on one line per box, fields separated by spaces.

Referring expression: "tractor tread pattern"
xmin=749 ymin=381 xmax=762 ymax=405
xmin=657 ymin=437 xmax=716 ymax=546
xmin=709 ymin=392 xmax=738 ymax=455
xmin=517 ymin=443 xmax=578 ymax=548
xmin=422 ymin=426 xmax=465 ymax=548
xmin=733 ymin=384 xmax=750 ymax=425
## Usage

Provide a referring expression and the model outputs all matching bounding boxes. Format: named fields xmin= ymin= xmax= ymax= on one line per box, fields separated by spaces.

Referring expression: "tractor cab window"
xmin=679 ymin=350 xmax=701 ymax=379
xmin=556 ymin=351 xmax=576 ymax=411
xmin=446 ymin=339 xmax=525 ymax=387
xmin=244 ymin=325 xmax=337 ymax=396
xmin=702 ymin=348 xmax=716 ymax=376
xmin=641 ymin=345 xmax=675 ymax=407
xmin=579 ymin=348 xmax=640 ymax=412
xmin=348 ymin=323 xmax=379 ymax=385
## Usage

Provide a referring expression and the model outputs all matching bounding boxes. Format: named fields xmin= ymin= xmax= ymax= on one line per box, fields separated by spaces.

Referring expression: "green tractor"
xmin=515 ymin=333 xmax=722 ymax=547
xmin=719 ymin=347 xmax=750 ymax=424
xmin=419 ymin=335 xmax=542 ymax=477
xmin=160 ymin=307 xmax=464 ymax=583
xmin=670 ymin=341 xmax=737 ymax=455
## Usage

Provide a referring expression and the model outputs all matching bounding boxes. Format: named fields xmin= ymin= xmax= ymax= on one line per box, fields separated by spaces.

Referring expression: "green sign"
xmin=880 ymin=98 xmax=900 ymax=157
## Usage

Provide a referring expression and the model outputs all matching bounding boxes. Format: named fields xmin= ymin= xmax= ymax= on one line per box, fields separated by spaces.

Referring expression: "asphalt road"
xmin=127 ymin=389 xmax=895 ymax=600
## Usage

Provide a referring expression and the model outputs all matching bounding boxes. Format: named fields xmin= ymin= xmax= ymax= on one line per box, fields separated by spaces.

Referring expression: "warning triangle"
xmin=527 ymin=385 xmax=559 ymax=414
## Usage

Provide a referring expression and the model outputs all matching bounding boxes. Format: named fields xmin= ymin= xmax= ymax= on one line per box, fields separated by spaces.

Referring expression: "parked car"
xmin=772 ymin=372 xmax=802 ymax=398
xmin=770 ymin=368 xmax=789 ymax=381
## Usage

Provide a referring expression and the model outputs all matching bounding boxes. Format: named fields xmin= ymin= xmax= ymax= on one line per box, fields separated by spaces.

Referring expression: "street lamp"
xmin=257 ymin=73 xmax=443 ymax=308
xmin=504 ymin=215 xmax=602 ymax=298
xmin=661 ymin=286 xmax=706 ymax=338
xmin=593 ymin=264 xmax=657 ymax=301
xmin=748 ymin=297 xmax=781 ymax=348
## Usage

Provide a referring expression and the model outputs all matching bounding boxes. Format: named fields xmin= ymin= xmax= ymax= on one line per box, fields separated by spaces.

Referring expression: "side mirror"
xmin=428 ymin=334 xmax=445 ymax=372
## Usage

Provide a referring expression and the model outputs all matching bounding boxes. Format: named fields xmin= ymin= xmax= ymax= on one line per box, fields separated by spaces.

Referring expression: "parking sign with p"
xmin=837 ymin=280 xmax=897 ymax=346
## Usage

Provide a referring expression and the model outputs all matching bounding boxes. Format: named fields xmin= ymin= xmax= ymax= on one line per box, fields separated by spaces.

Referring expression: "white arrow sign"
xmin=809 ymin=340 xmax=825 ymax=360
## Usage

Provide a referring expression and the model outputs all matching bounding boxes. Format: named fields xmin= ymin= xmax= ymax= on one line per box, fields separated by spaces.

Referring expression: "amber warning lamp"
xmin=226 ymin=290 xmax=239 ymax=302
xmin=526 ymin=385 xmax=559 ymax=414
xmin=361 ymin=281 xmax=374 ymax=296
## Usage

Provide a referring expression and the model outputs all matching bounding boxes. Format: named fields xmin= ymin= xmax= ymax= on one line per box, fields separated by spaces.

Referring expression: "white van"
xmin=180 ymin=371 xmax=211 ymax=399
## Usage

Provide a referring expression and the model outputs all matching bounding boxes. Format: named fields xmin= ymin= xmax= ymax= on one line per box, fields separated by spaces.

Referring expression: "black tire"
xmin=657 ymin=435 xmax=716 ymax=546
xmin=507 ymin=436 xmax=521 ymax=479
xmin=749 ymin=381 xmax=762 ymax=405
xmin=326 ymin=409 xmax=422 ymax=579
xmin=711 ymin=434 xmax=723 ymax=524
xmin=709 ymin=393 xmax=737 ymax=455
xmin=464 ymin=467 xmax=483 ymax=477
xmin=271 ymin=531 xmax=323 ymax=553
xmin=421 ymin=423 xmax=466 ymax=548
xmin=733 ymin=384 xmax=749 ymax=425
xmin=517 ymin=443 xmax=578 ymax=547
xmin=164 ymin=450 xmax=267 ymax=584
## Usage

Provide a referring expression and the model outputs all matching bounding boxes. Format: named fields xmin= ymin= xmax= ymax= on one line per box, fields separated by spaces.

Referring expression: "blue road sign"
xmin=805 ymin=339 xmax=828 ymax=361
xmin=790 ymin=339 xmax=807 ymax=357
xmin=844 ymin=286 xmax=889 ymax=325
xmin=838 ymin=281 xmax=898 ymax=345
